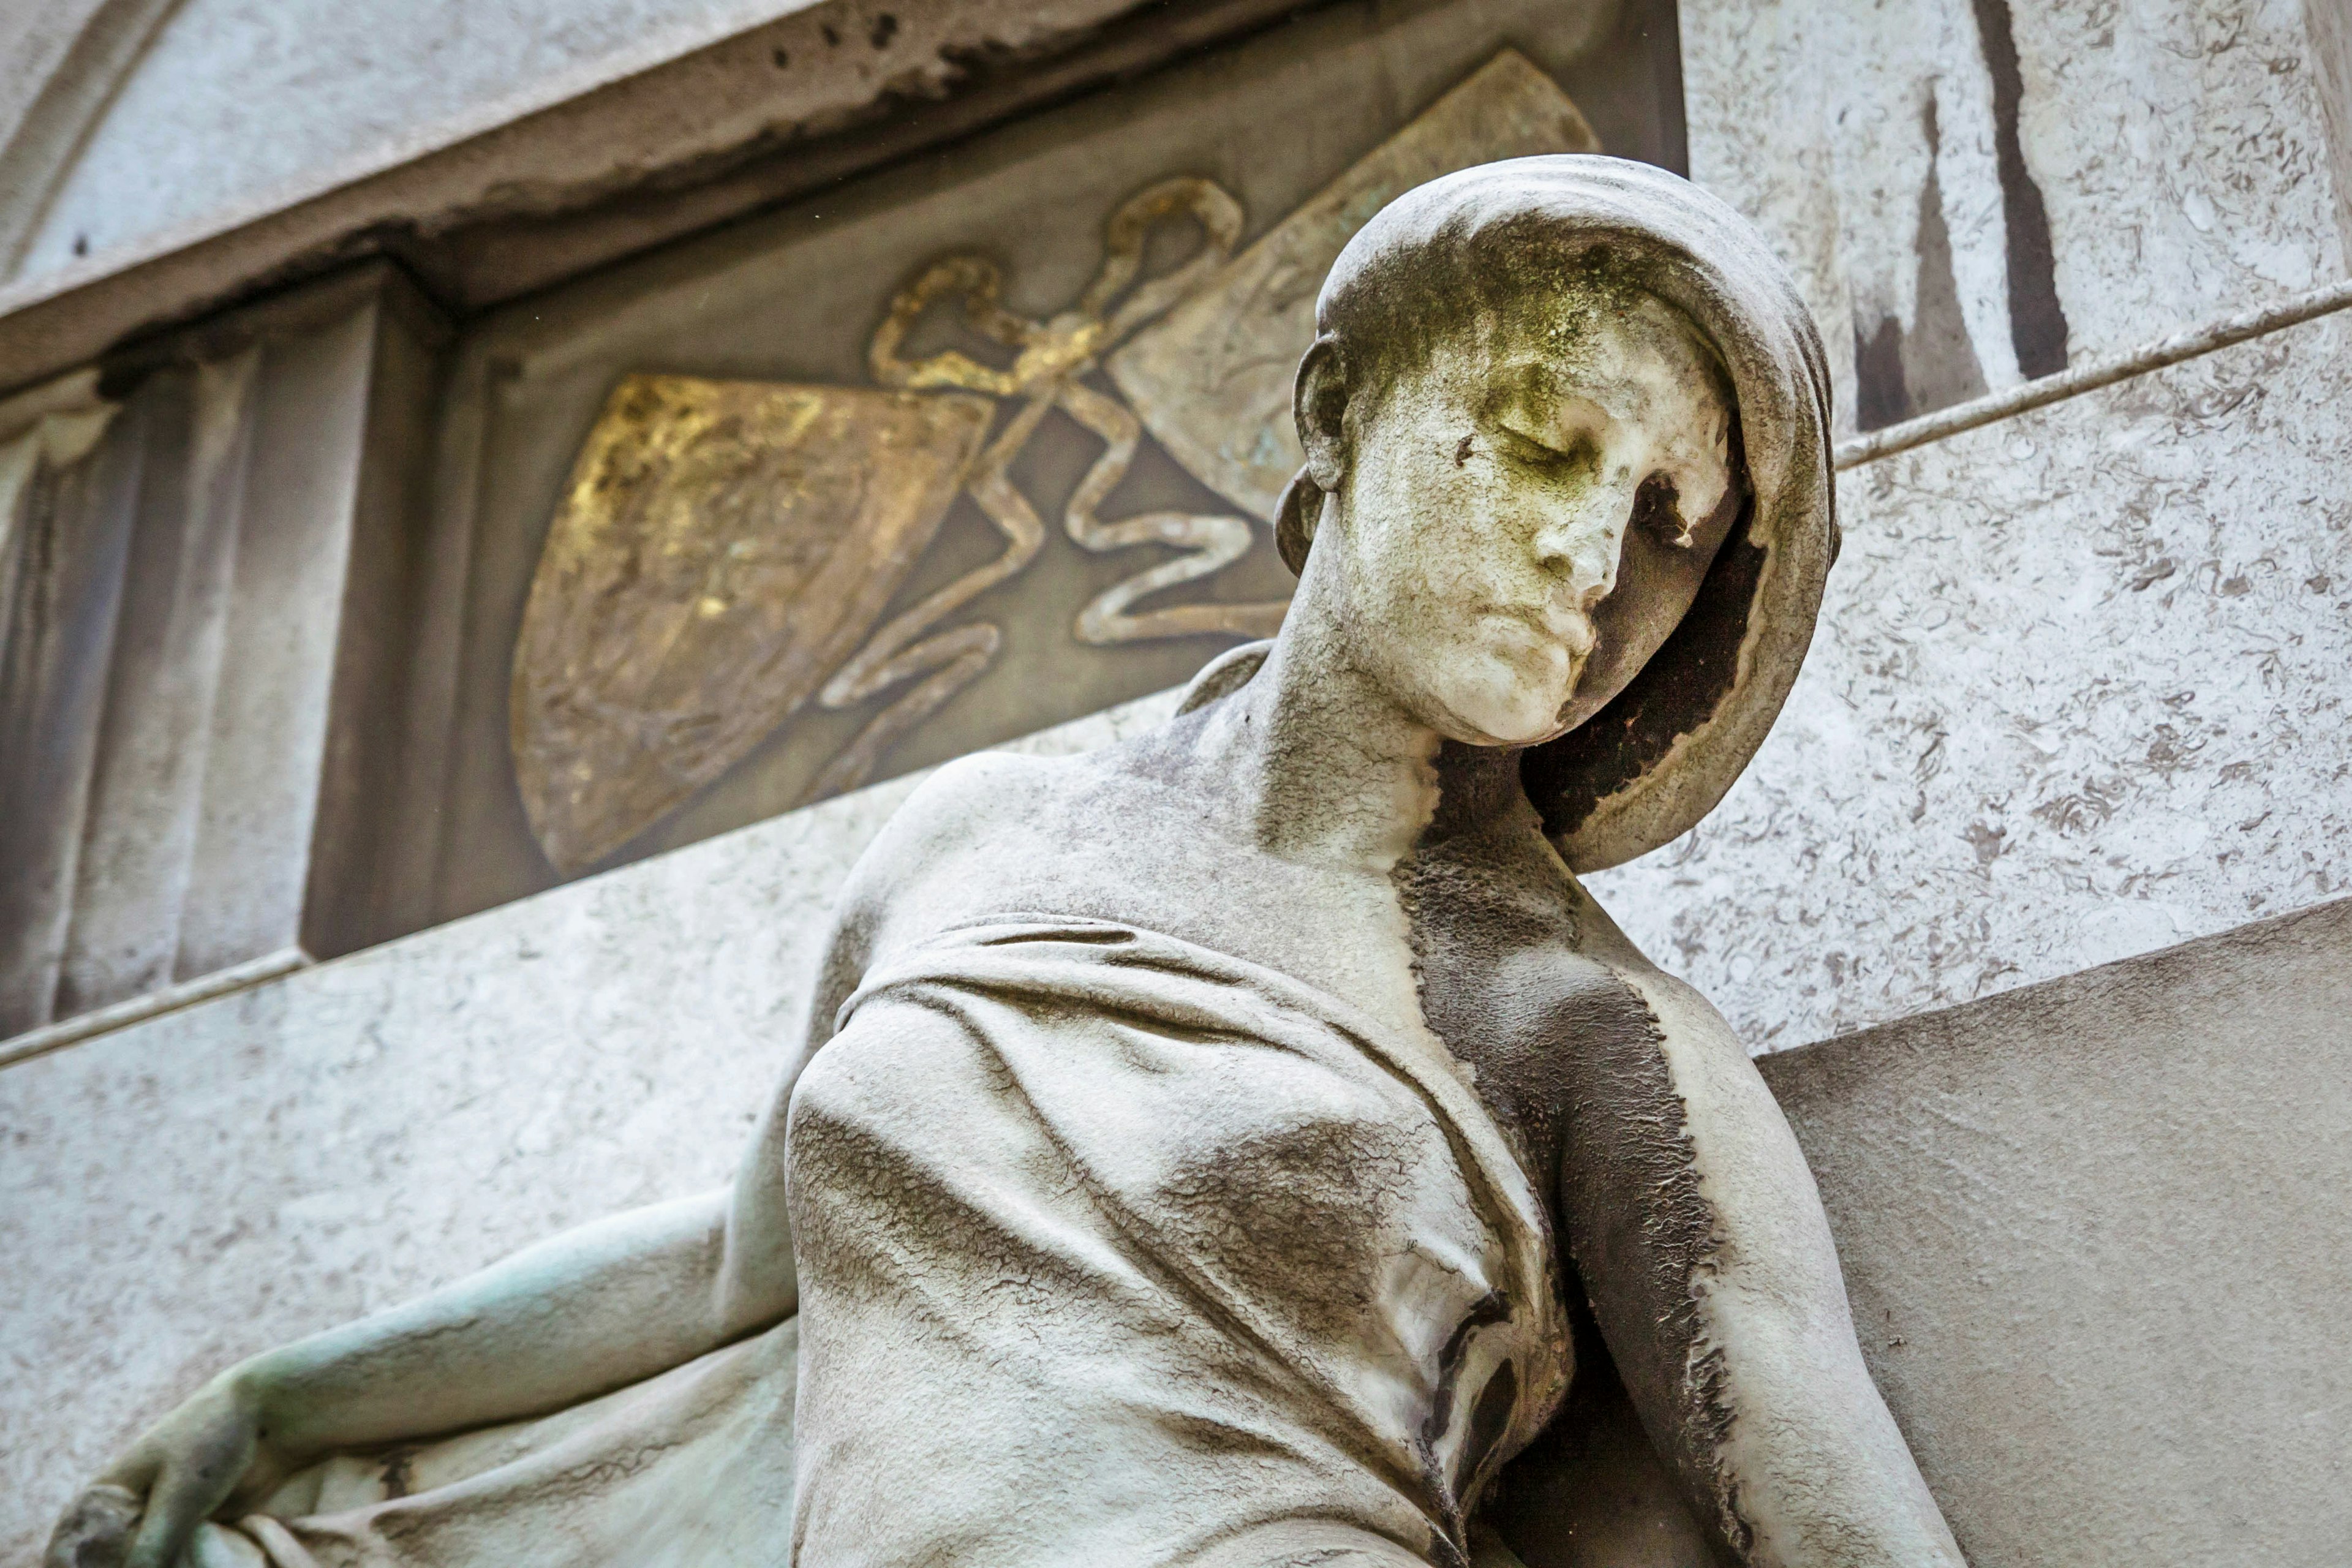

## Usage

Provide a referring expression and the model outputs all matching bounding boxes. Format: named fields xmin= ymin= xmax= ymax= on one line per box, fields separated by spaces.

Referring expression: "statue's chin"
xmin=1539 ymin=695 xmax=1609 ymax=744
xmin=1422 ymin=666 xmax=1587 ymax=748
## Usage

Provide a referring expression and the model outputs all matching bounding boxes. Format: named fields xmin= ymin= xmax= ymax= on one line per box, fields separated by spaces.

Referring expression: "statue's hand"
xmin=46 ymin=1373 xmax=287 ymax=1568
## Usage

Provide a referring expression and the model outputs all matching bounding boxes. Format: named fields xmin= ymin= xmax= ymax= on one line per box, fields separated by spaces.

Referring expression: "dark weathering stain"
xmin=1419 ymin=1290 xmax=1517 ymax=1510
xmin=1851 ymin=322 xmax=1909 ymax=434
xmin=1855 ymin=0 xmax=2070 ymax=430
xmin=1972 ymin=0 xmax=2071 ymax=377
xmin=1855 ymin=95 xmax=1989 ymax=430
xmin=1400 ymin=796 xmax=1749 ymax=1557
xmin=1523 ymin=502 xmax=1762 ymax=841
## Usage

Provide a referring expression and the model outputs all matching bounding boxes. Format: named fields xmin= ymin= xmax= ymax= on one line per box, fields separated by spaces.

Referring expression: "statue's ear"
xmin=1292 ymin=336 xmax=1348 ymax=492
xmin=1273 ymin=467 xmax=1322 ymax=575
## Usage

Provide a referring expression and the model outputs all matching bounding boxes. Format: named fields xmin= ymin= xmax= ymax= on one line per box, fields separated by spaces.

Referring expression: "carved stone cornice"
xmin=0 ymin=0 xmax=1326 ymax=402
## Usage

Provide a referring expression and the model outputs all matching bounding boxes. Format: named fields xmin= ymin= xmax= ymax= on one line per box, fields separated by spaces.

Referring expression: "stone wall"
xmin=1751 ymin=895 xmax=2352 ymax=1568
xmin=1589 ymin=306 xmax=2352 ymax=1046
xmin=1681 ymin=0 xmax=2351 ymax=434
xmin=1583 ymin=0 xmax=2352 ymax=1042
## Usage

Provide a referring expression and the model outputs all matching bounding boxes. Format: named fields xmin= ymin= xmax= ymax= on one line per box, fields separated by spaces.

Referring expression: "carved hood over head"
xmin=1273 ymin=154 xmax=1838 ymax=873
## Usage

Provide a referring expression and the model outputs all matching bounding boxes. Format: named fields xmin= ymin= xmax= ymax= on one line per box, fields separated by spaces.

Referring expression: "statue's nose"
xmin=1533 ymin=476 xmax=1637 ymax=610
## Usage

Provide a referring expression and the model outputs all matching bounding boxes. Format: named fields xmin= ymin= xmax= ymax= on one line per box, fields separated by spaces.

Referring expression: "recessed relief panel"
xmin=502 ymin=52 xmax=1605 ymax=880
xmin=418 ymin=0 xmax=1686 ymax=926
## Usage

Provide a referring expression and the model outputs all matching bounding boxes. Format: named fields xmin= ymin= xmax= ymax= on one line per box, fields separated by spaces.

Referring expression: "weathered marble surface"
xmin=1681 ymin=0 xmax=2350 ymax=432
xmin=1757 ymin=895 xmax=2352 ymax=1568
xmin=0 ymin=688 xmax=1175 ymax=1567
xmin=1587 ymin=306 xmax=2352 ymax=1048
xmin=13 ymin=0 xmax=797 ymax=280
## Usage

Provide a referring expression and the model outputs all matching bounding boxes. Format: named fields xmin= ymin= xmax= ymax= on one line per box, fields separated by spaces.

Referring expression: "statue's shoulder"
xmin=907 ymin=703 xmax=1208 ymax=830
xmin=839 ymin=738 xmax=1159 ymax=922
xmin=899 ymin=740 xmax=1137 ymax=836
xmin=854 ymin=748 xmax=1058 ymax=870
xmin=1553 ymin=872 xmax=1758 ymax=1061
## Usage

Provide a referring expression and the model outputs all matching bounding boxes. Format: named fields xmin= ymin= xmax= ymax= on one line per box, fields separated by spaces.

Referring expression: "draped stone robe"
xmin=183 ymin=917 xmax=1568 ymax=1568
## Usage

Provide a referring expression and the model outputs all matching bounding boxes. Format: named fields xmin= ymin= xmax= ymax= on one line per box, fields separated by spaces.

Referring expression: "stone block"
xmin=1756 ymin=894 xmax=2352 ymax=1568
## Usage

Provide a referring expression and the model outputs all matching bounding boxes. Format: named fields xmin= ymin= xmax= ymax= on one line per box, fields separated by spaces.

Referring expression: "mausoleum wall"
xmin=4 ymin=1 xmax=2350 ymax=1562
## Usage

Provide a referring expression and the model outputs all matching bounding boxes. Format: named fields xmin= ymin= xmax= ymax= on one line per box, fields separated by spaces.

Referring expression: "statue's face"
xmin=1322 ymin=290 xmax=1738 ymax=747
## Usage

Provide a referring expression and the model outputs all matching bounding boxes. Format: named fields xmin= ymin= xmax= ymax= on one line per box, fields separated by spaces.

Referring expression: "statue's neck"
xmin=1205 ymin=553 xmax=1442 ymax=873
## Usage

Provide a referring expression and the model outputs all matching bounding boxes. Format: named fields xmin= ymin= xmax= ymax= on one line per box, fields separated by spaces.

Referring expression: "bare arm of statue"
xmin=1563 ymin=894 xmax=1965 ymax=1567
xmin=53 ymin=902 xmax=876 ymax=1568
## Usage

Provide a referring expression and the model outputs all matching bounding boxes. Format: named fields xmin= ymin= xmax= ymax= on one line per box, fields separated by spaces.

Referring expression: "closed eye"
xmin=1491 ymin=424 xmax=1600 ymax=481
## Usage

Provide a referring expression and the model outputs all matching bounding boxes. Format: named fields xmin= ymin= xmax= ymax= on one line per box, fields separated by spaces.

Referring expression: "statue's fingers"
xmin=123 ymin=1461 xmax=226 ymax=1568
xmin=43 ymin=1482 xmax=143 ymax=1568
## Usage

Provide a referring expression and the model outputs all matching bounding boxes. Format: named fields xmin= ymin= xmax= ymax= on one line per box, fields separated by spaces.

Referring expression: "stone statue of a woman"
xmin=50 ymin=158 xmax=1967 ymax=1568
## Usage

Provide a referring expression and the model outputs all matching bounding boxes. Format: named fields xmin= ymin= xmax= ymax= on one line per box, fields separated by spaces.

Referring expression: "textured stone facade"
xmin=1681 ymin=0 xmax=2350 ymax=434
xmin=1587 ymin=306 xmax=2352 ymax=1047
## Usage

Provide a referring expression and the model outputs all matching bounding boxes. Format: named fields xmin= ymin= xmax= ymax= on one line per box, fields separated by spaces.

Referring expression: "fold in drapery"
xmin=190 ymin=915 xmax=1565 ymax=1568
xmin=185 ymin=1313 xmax=797 ymax=1567
xmin=787 ymin=917 xmax=1569 ymax=1567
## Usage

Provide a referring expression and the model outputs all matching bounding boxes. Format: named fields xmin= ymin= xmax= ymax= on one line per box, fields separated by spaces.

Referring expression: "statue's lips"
xmin=1482 ymin=605 xmax=1595 ymax=660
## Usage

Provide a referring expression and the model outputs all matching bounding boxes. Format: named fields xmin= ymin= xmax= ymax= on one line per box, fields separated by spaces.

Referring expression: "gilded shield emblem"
xmin=512 ymin=375 xmax=991 ymax=873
